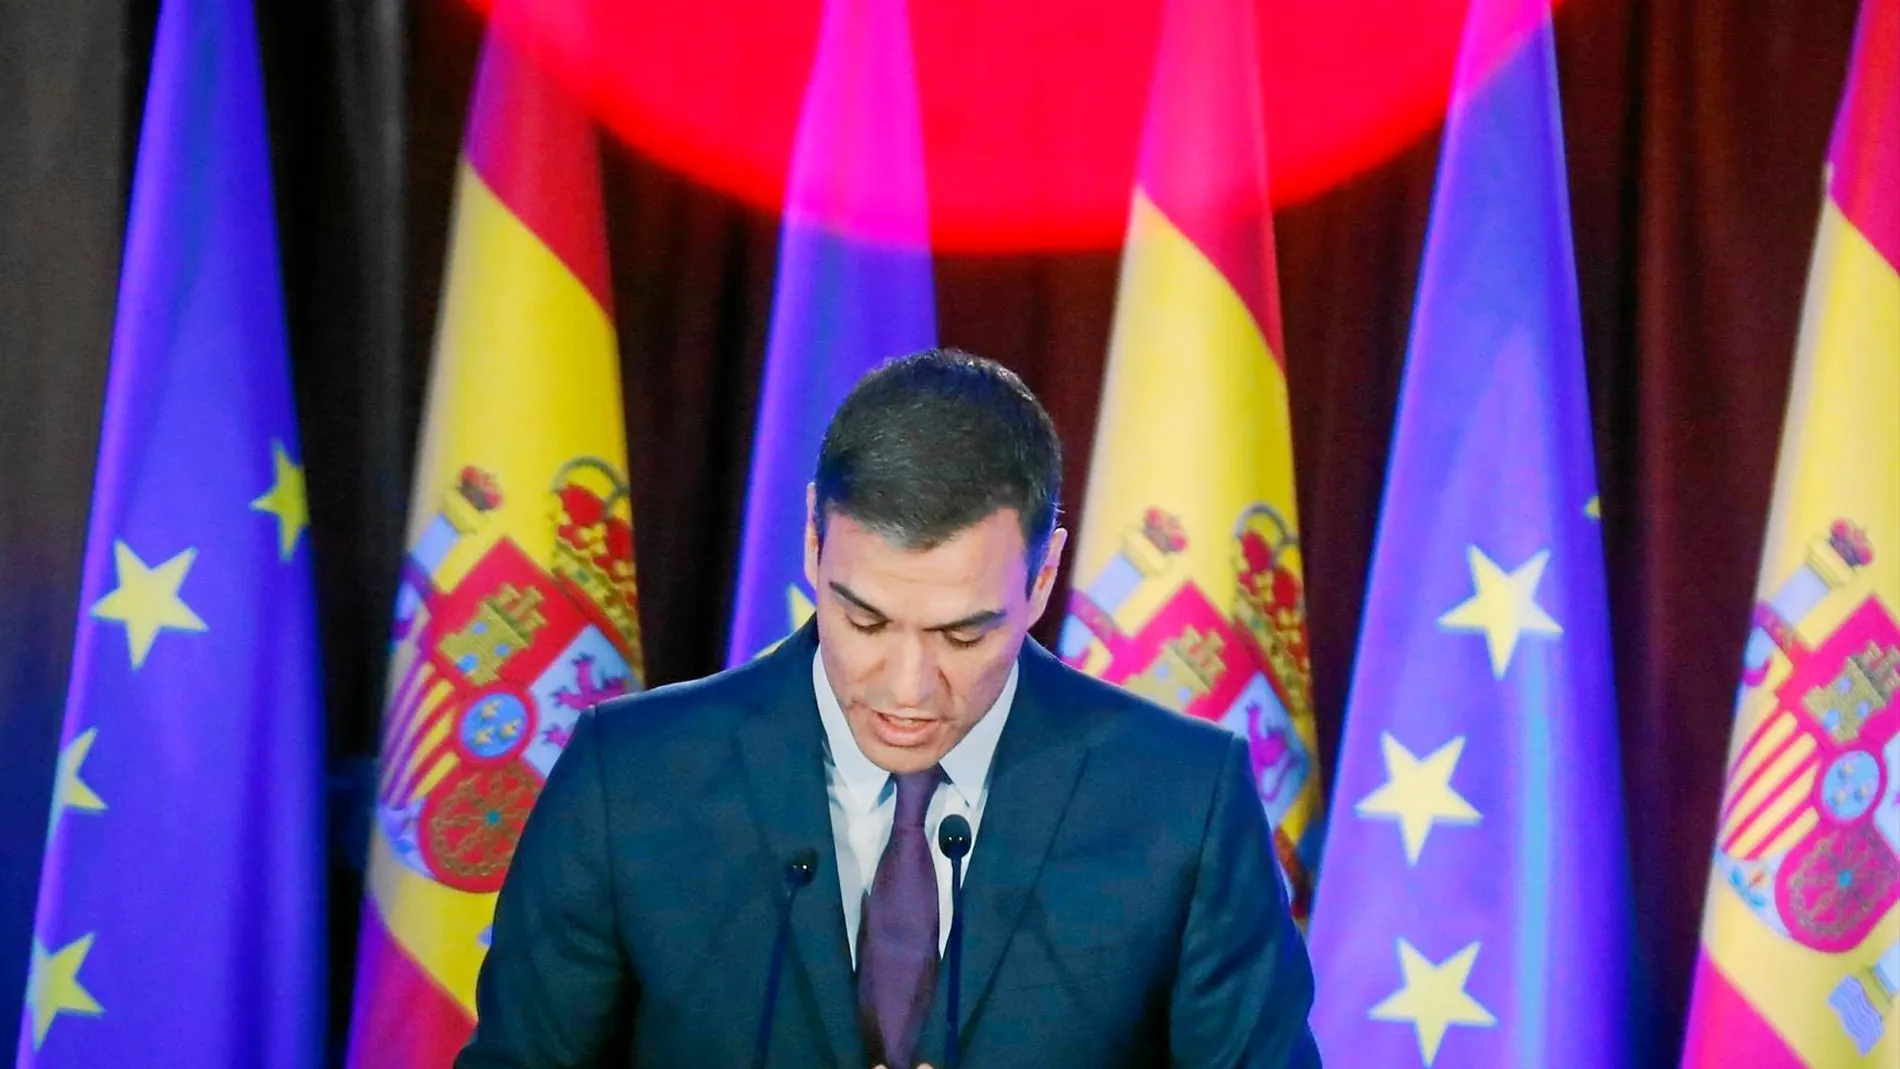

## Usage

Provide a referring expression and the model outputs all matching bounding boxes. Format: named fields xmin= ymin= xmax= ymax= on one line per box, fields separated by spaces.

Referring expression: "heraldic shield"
xmin=1714 ymin=521 xmax=1900 ymax=1027
xmin=1060 ymin=503 xmax=1319 ymax=917
xmin=376 ymin=460 xmax=643 ymax=895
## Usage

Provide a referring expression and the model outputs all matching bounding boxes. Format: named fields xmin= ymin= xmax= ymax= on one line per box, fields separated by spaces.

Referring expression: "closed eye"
xmin=934 ymin=609 xmax=1006 ymax=649
xmin=944 ymin=631 xmax=985 ymax=649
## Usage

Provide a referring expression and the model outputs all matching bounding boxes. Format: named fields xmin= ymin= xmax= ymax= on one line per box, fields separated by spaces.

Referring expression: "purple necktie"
xmin=857 ymin=767 xmax=943 ymax=1069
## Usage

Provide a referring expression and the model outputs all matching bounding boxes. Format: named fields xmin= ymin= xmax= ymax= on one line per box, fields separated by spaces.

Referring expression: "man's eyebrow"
xmin=829 ymin=582 xmax=889 ymax=620
xmin=828 ymin=584 xmax=1004 ymax=634
xmin=926 ymin=608 xmax=1007 ymax=633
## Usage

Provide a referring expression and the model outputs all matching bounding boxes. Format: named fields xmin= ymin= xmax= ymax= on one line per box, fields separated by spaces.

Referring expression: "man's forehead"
xmin=823 ymin=506 xmax=1028 ymax=554
xmin=824 ymin=524 xmax=1027 ymax=580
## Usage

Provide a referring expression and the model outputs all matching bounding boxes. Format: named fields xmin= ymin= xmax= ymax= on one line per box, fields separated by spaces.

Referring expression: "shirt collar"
xmin=813 ymin=650 xmax=1018 ymax=812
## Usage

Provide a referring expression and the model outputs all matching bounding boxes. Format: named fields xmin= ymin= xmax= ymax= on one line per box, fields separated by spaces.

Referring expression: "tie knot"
xmin=891 ymin=767 xmax=942 ymax=829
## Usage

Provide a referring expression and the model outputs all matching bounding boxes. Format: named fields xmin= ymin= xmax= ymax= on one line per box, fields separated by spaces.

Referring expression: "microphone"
xmin=753 ymin=846 xmax=819 ymax=1069
xmin=937 ymin=814 xmax=973 ymax=1069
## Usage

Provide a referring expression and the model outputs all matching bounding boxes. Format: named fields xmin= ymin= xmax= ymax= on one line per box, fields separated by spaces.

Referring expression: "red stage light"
xmin=461 ymin=0 xmax=1553 ymax=251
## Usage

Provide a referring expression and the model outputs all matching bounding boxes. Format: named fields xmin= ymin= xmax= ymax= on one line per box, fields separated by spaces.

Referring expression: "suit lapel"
xmin=945 ymin=641 xmax=1090 ymax=1037
xmin=734 ymin=624 xmax=868 ymax=1069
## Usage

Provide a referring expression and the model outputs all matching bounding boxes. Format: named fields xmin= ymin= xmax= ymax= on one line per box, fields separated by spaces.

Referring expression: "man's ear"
xmin=803 ymin=482 xmax=820 ymax=589
xmin=1026 ymin=526 xmax=1069 ymax=625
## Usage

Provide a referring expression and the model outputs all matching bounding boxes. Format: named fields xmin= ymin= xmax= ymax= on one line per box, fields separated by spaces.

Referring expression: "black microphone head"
xmin=784 ymin=847 xmax=819 ymax=889
xmin=938 ymin=814 xmax=973 ymax=861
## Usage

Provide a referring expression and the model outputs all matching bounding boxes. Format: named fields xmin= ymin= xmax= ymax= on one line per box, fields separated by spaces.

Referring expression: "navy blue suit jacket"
xmin=457 ymin=621 xmax=1319 ymax=1067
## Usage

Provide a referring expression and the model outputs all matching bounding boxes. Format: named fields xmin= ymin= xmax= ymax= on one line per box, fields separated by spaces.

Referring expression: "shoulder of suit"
xmin=577 ymin=651 xmax=780 ymax=755
xmin=1023 ymin=646 xmax=1239 ymax=770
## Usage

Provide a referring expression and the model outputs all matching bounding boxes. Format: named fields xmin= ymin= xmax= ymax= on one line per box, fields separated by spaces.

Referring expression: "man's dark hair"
xmin=813 ymin=348 xmax=1063 ymax=583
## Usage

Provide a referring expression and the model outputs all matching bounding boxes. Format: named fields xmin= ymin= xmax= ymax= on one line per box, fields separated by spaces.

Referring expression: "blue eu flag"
xmin=725 ymin=0 xmax=938 ymax=665
xmin=1305 ymin=0 xmax=1636 ymax=1065
xmin=15 ymin=0 xmax=325 ymax=1065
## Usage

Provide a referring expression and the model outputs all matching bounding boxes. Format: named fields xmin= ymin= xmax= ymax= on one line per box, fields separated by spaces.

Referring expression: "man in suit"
xmin=458 ymin=350 xmax=1320 ymax=1068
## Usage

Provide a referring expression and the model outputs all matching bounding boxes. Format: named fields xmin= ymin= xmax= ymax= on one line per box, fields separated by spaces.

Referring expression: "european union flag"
xmin=1305 ymin=0 xmax=1635 ymax=1065
xmin=15 ymin=0 xmax=325 ymax=1065
xmin=725 ymin=0 xmax=937 ymax=665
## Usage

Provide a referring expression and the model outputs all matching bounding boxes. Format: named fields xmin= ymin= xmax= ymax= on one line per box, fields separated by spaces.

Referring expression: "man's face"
xmin=804 ymin=490 xmax=1067 ymax=774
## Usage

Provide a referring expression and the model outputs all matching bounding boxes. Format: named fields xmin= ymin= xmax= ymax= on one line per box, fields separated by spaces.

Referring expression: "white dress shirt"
xmin=813 ymin=651 xmax=1017 ymax=964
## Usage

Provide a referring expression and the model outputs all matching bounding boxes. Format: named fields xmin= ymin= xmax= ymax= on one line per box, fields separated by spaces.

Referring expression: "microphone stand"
xmin=938 ymin=814 xmax=973 ymax=1069
xmin=753 ymin=847 xmax=818 ymax=1069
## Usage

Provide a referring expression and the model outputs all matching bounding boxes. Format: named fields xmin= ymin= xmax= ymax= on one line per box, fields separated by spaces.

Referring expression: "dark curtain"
xmin=0 ymin=0 xmax=131 ymax=1045
xmin=0 ymin=0 xmax=1863 ymax=1064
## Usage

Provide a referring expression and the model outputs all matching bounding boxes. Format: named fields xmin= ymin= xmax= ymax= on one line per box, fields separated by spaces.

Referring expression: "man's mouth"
xmin=869 ymin=709 xmax=937 ymax=747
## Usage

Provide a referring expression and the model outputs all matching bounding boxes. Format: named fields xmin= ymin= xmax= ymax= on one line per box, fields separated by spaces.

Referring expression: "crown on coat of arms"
xmin=549 ymin=458 xmax=644 ymax=672
xmin=1232 ymin=505 xmax=1313 ymax=722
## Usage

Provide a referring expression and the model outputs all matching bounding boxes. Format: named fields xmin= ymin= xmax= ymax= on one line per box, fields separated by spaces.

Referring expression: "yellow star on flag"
xmin=90 ymin=541 xmax=209 ymax=669
xmin=1355 ymin=733 xmax=1481 ymax=864
xmin=1584 ymin=495 xmax=1601 ymax=521
xmin=1369 ymin=938 xmax=1497 ymax=1065
xmin=250 ymin=439 xmax=309 ymax=560
xmin=788 ymin=583 xmax=815 ymax=632
xmin=47 ymin=727 xmax=106 ymax=836
xmin=28 ymin=933 xmax=104 ymax=1050
xmin=1437 ymin=546 xmax=1562 ymax=678
xmin=750 ymin=584 xmax=818 ymax=661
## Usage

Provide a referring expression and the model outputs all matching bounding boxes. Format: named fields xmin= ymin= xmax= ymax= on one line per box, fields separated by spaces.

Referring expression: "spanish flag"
xmin=1682 ymin=0 xmax=1900 ymax=1064
xmin=343 ymin=9 xmax=644 ymax=1066
xmin=1058 ymin=0 xmax=1323 ymax=920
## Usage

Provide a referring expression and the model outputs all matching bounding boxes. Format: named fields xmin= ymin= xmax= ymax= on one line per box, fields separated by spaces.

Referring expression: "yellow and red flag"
xmin=343 ymin=10 xmax=643 ymax=1066
xmin=1682 ymin=0 xmax=1899 ymax=1064
xmin=1057 ymin=0 xmax=1323 ymax=919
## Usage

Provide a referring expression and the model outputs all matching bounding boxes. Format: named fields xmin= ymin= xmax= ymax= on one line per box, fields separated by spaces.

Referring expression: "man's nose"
xmin=885 ymin=634 xmax=939 ymax=710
